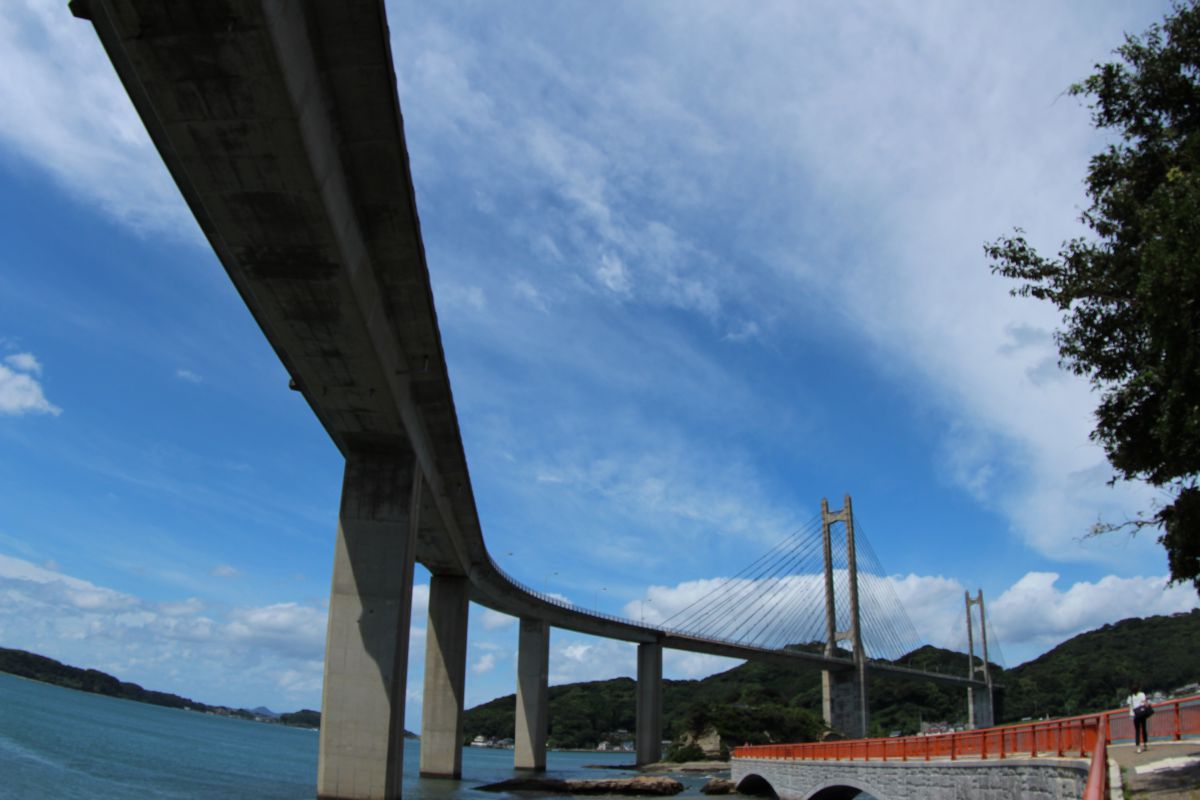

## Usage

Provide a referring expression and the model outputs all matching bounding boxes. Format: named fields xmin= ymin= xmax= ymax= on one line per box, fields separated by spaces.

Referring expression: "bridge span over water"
xmin=72 ymin=3 xmax=992 ymax=797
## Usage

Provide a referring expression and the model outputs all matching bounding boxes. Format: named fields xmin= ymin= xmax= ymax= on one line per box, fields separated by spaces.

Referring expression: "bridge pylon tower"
xmin=965 ymin=589 xmax=995 ymax=728
xmin=820 ymin=495 xmax=868 ymax=738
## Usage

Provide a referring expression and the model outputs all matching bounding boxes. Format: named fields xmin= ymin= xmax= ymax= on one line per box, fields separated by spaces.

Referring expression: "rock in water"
xmin=700 ymin=778 xmax=737 ymax=795
xmin=476 ymin=776 xmax=685 ymax=795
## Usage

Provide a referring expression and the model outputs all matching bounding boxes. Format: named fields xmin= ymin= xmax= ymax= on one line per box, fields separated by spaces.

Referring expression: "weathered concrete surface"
xmin=823 ymin=667 xmax=867 ymax=740
xmin=514 ymin=618 xmax=550 ymax=771
xmin=637 ymin=642 xmax=664 ymax=766
xmin=733 ymin=756 xmax=1090 ymax=800
xmin=419 ymin=575 xmax=470 ymax=778
xmin=970 ymin=684 xmax=996 ymax=730
xmin=317 ymin=452 xmax=420 ymax=800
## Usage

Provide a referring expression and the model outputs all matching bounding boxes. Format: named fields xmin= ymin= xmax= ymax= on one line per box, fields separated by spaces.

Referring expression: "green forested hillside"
xmin=0 ymin=646 xmax=323 ymax=728
xmin=1002 ymin=609 xmax=1200 ymax=720
xmin=463 ymin=648 xmax=978 ymax=749
xmin=0 ymin=646 xmax=211 ymax=711
xmin=463 ymin=610 xmax=1200 ymax=751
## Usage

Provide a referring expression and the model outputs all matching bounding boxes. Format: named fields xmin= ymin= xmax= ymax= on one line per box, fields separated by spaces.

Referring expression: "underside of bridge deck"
xmin=73 ymin=3 xmax=995 ymax=796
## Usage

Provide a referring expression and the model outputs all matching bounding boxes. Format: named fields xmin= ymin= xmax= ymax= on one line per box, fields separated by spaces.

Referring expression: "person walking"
xmin=1127 ymin=684 xmax=1152 ymax=753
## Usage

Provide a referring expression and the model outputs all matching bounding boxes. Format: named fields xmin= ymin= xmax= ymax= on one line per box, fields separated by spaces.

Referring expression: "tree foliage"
xmin=985 ymin=1 xmax=1200 ymax=589
xmin=1001 ymin=609 xmax=1200 ymax=720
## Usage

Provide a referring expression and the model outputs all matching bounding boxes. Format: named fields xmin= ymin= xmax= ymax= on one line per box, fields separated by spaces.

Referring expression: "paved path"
xmin=1109 ymin=741 xmax=1200 ymax=799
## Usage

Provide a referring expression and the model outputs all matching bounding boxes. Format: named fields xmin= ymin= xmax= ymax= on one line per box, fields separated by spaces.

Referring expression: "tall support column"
xmin=514 ymin=618 xmax=550 ymax=771
xmin=636 ymin=643 xmax=663 ymax=766
xmin=820 ymin=498 xmax=838 ymax=727
xmin=965 ymin=589 xmax=994 ymax=729
xmin=843 ymin=495 xmax=868 ymax=738
xmin=318 ymin=451 xmax=421 ymax=800
xmin=820 ymin=498 xmax=838 ymax=659
xmin=419 ymin=575 xmax=470 ymax=778
xmin=819 ymin=495 xmax=868 ymax=739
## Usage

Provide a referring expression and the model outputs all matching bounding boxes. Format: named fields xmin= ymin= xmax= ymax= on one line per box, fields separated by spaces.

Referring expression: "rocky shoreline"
xmin=477 ymin=760 xmax=735 ymax=796
xmin=476 ymin=776 xmax=686 ymax=795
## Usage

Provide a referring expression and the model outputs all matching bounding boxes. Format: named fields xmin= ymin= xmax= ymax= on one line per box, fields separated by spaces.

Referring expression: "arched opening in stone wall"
xmin=735 ymin=773 xmax=778 ymax=798
xmin=806 ymin=785 xmax=870 ymax=800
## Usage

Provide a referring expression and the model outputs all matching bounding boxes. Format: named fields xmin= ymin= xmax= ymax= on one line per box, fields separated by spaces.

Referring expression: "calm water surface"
xmin=0 ymin=672 xmax=727 ymax=799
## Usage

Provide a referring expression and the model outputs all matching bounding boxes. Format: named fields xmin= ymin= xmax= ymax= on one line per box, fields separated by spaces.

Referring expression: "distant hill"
xmin=1002 ymin=609 xmax=1200 ymax=720
xmin=0 ymin=646 xmax=319 ymax=728
xmin=462 ymin=610 xmax=1200 ymax=750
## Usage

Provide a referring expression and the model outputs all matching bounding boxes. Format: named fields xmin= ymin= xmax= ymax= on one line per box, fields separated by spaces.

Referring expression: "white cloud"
xmin=0 ymin=2 xmax=190 ymax=234
xmin=561 ymin=643 xmax=592 ymax=663
xmin=412 ymin=583 xmax=431 ymax=623
xmin=990 ymin=572 xmax=1197 ymax=663
xmin=0 ymin=354 xmax=60 ymax=416
xmin=4 ymin=352 xmax=41 ymax=374
xmin=630 ymin=567 xmax=1198 ymax=670
xmin=482 ymin=608 xmax=517 ymax=630
xmin=472 ymin=653 xmax=497 ymax=674
xmin=596 ymin=253 xmax=631 ymax=295
xmin=391 ymin=1 xmax=1178 ymax=581
xmin=224 ymin=603 xmax=326 ymax=658
xmin=664 ymin=650 xmax=741 ymax=679
xmin=211 ymin=564 xmax=238 ymax=578
xmin=175 ymin=368 xmax=202 ymax=384
xmin=0 ymin=553 xmax=329 ymax=708
xmin=548 ymin=636 xmax=636 ymax=685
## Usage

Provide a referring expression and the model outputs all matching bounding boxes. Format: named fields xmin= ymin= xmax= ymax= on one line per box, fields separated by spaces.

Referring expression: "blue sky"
xmin=0 ymin=1 xmax=1196 ymax=730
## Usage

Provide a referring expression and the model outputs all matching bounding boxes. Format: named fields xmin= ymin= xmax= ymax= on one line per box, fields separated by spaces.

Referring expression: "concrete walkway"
xmin=1109 ymin=741 xmax=1200 ymax=799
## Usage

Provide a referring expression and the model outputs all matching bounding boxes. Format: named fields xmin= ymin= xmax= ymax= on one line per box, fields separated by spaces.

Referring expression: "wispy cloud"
xmin=0 ymin=553 xmax=328 ymax=708
xmin=390 ymin=0 xmax=1173 ymax=575
xmin=0 ymin=352 xmax=60 ymax=416
xmin=4 ymin=352 xmax=41 ymax=374
xmin=0 ymin=2 xmax=190 ymax=234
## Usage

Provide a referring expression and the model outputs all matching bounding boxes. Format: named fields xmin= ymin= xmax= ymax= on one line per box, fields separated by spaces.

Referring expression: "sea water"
xmin=0 ymin=672 xmax=726 ymax=799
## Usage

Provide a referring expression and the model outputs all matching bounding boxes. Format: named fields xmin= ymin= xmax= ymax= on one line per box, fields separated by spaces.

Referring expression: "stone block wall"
xmin=733 ymin=756 xmax=1089 ymax=800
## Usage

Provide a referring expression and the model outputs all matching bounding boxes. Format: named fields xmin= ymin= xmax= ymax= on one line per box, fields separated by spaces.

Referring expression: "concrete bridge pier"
xmin=636 ymin=643 xmax=663 ymax=765
xmin=514 ymin=618 xmax=550 ymax=770
xmin=823 ymin=665 xmax=868 ymax=740
xmin=969 ymin=685 xmax=994 ymax=730
xmin=419 ymin=575 xmax=470 ymax=777
xmin=317 ymin=452 xmax=422 ymax=800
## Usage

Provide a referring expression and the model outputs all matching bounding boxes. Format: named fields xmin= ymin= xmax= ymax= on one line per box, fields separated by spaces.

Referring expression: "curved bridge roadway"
xmin=71 ymin=3 xmax=990 ymax=798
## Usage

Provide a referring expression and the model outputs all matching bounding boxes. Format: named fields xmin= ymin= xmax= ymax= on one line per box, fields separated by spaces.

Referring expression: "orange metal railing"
xmin=1082 ymin=726 xmax=1108 ymax=800
xmin=733 ymin=694 xmax=1200 ymax=794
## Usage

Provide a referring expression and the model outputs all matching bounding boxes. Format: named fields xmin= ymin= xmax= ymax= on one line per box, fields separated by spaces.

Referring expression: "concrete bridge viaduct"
xmin=71 ymin=3 xmax=992 ymax=798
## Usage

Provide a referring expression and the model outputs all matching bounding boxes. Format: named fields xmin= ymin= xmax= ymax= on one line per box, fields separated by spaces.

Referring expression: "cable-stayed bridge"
xmin=70 ymin=3 xmax=995 ymax=798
